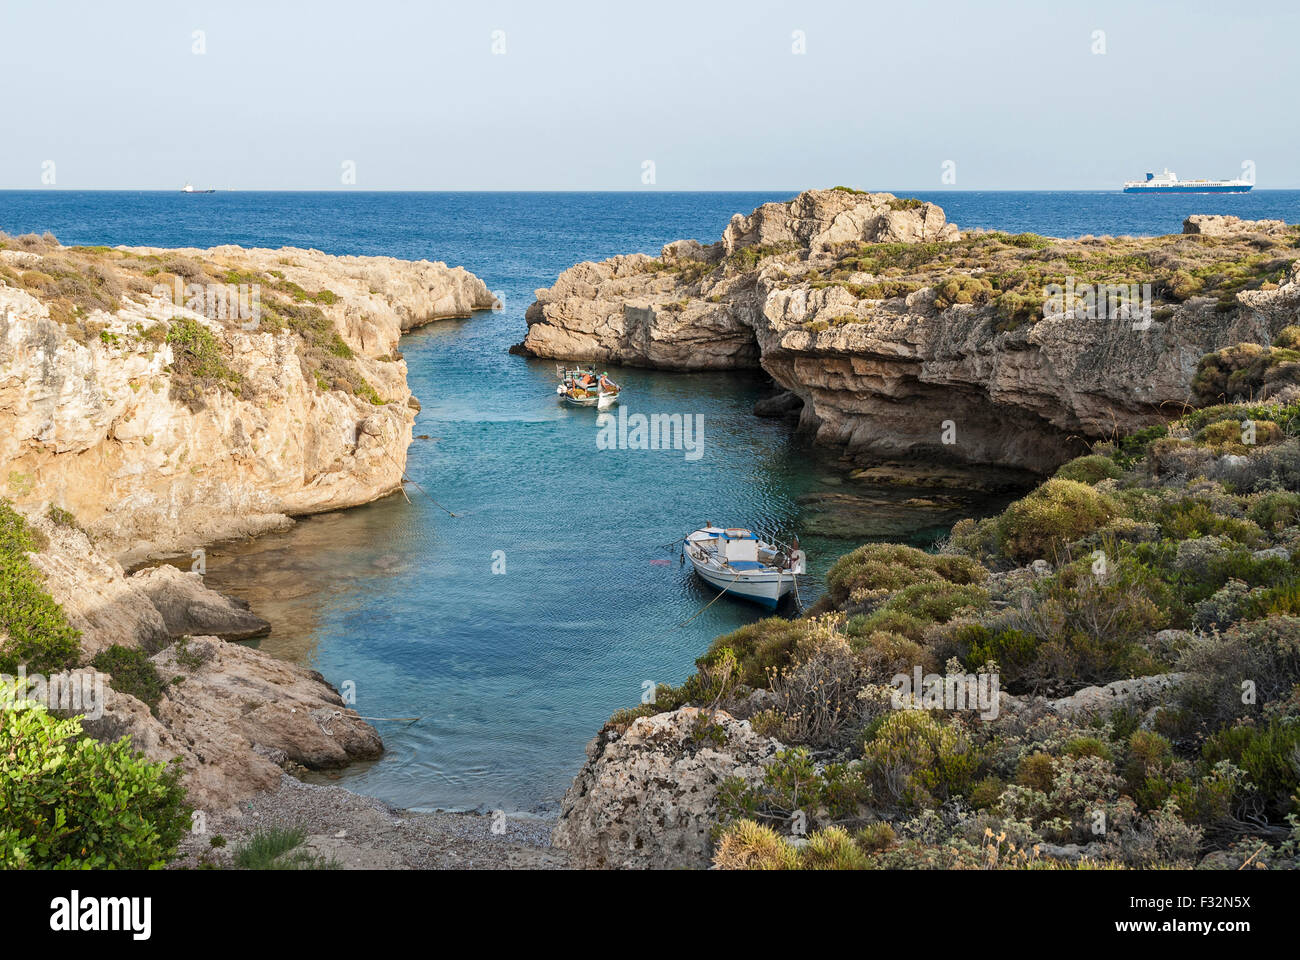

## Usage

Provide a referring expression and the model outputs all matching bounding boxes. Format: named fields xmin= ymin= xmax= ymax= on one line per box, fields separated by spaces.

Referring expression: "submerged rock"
xmin=753 ymin=389 xmax=803 ymax=418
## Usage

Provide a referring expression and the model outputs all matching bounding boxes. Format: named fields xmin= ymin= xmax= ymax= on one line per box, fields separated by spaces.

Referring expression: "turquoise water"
xmin=5 ymin=190 xmax=1295 ymax=812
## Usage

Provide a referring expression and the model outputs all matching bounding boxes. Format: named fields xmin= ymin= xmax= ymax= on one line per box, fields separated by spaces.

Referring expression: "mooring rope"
xmin=379 ymin=445 xmax=460 ymax=517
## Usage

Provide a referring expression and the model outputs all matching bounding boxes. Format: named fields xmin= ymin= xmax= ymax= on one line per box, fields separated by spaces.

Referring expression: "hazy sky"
xmin=3 ymin=0 xmax=1296 ymax=190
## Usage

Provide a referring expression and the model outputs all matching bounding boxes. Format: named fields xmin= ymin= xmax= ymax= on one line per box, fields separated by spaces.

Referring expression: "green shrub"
xmin=852 ymin=581 xmax=988 ymax=640
xmin=0 ymin=694 xmax=188 ymax=868
xmin=996 ymin=478 xmax=1117 ymax=562
xmin=90 ymin=645 xmax=165 ymax=716
xmin=699 ymin=618 xmax=809 ymax=688
xmin=1202 ymin=720 xmax=1300 ymax=818
xmin=166 ymin=317 xmax=238 ymax=382
xmin=1123 ymin=731 xmax=1175 ymax=810
xmin=822 ymin=542 xmax=984 ymax=608
xmin=1055 ymin=455 xmax=1122 ymax=485
xmin=954 ymin=622 xmax=1039 ymax=676
xmin=862 ymin=711 xmax=983 ymax=809
xmin=1015 ymin=753 xmax=1057 ymax=793
xmin=1247 ymin=491 xmax=1300 ymax=532
xmin=0 ymin=501 xmax=81 ymax=674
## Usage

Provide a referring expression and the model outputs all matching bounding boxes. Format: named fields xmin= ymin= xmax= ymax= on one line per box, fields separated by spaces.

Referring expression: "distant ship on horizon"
xmin=1122 ymin=169 xmax=1253 ymax=194
xmin=181 ymin=182 xmax=216 ymax=194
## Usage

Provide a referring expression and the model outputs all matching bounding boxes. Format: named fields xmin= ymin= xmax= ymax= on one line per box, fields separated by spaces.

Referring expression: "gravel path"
xmin=174 ymin=774 xmax=569 ymax=870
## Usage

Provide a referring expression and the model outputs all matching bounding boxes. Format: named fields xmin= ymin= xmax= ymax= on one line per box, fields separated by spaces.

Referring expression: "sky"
xmin=2 ymin=0 xmax=1296 ymax=191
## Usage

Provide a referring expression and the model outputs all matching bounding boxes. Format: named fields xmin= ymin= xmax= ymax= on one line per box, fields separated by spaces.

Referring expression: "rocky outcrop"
xmin=1183 ymin=214 xmax=1289 ymax=237
xmin=0 ymin=242 xmax=496 ymax=563
xmin=25 ymin=512 xmax=382 ymax=813
xmin=721 ymin=189 xmax=958 ymax=255
xmin=518 ymin=190 xmax=1299 ymax=474
xmin=552 ymin=707 xmax=782 ymax=869
xmin=1044 ymin=673 xmax=1186 ymax=721
xmin=70 ymin=635 xmax=382 ymax=814
xmin=129 ymin=563 xmax=271 ymax=640
xmin=23 ymin=510 xmax=170 ymax=660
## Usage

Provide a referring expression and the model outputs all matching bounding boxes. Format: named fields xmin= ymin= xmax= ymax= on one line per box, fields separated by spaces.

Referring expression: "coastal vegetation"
xmin=0 ymin=689 xmax=189 ymax=869
xmin=0 ymin=230 xmax=385 ymax=405
xmin=602 ymin=379 xmax=1300 ymax=869
xmin=0 ymin=500 xmax=80 ymax=675
xmin=614 ymin=196 xmax=1299 ymax=339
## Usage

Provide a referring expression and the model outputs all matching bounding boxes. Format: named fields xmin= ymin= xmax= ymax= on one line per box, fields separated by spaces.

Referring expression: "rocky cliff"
xmin=0 ymin=238 xmax=496 ymax=563
xmin=518 ymin=189 xmax=1300 ymax=474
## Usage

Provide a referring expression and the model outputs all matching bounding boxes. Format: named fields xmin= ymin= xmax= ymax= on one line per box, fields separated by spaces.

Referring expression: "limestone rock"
xmin=19 ymin=509 xmax=169 ymax=659
xmin=1045 ymin=673 xmax=1185 ymax=720
xmin=129 ymin=564 xmax=271 ymax=640
xmin=0 ymin=243 xmax=494 ymax=563
xmin=753 ymin=389 xmax=803 ymax=418
xmin=518 ymin=190 xmax=1298 ymax=473
xmin=1183 ymin=215 xmax=1289 ymax=237
xmin=721 ymin=189 xmax=959 ymax=256
xmin=551 ymin=706 xmax=782 ymax=869
xmin=64 ymin=637 xmax=382 ymax=815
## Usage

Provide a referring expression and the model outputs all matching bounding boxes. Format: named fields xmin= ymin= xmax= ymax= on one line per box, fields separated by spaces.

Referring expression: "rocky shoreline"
xmin=0 ymin=233 xmax=551 ymax=868
xmin=516 ymin=190 xmax=1297 ymax=475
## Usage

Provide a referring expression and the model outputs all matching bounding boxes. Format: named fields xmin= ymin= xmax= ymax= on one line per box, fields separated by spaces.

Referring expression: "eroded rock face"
xmin=25 ymin=509 xmax=382 ymax=815
xmin=519 ymin=192 xmax=1299 ymax=473
xmin=66 ymin=636 xmax=382 ymax=814
xmin=129 ymin=563 xmax=270 ymax=641
xmin=0 ymin=244 xmax=496 ymax=563
xmin=21 ymin=511 xmax=170 ymax=660
xmin=552 ymin=707 xmax=782 ymax=869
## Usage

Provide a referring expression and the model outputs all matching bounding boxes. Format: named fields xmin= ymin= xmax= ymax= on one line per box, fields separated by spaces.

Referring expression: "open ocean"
xmin=2 ymin=189 xmax=1297 ymax=813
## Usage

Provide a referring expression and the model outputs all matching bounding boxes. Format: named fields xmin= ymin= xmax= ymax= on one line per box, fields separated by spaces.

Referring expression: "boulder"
xmin=61 ymin=636 xmax=383 ymax=814
xmin=552 ymin=706 xmax=782 ymax=869
xmin=1046 ymin=673 xmax=1185 ymax=721
xmin=130 ymin=564 xmax=270 ymax=641
xmin=20 ymin=510 xmax=170 ymax=658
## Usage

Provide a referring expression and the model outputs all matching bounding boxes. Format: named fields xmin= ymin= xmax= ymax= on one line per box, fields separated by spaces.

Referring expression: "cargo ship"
xmin=1123 ymin=169 xmax=1252 ymax=194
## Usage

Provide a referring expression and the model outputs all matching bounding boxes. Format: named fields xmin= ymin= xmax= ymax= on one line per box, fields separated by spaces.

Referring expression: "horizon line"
xmin=1 ymin=186 xmax=1296 ymax=194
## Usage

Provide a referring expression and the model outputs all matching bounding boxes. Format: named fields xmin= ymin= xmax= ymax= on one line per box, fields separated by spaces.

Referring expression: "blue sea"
xmin=3 ymin=189 xmax=1298 ymax=813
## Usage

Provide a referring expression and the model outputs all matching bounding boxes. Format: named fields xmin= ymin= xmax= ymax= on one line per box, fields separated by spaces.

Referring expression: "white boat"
xmin=1122 ymin=169 xmax=1252 ymax=194
xmin=685 ymin=526 xmax=805 ymax=610
xmin=181 ymin=182 xmax=216 ymax=194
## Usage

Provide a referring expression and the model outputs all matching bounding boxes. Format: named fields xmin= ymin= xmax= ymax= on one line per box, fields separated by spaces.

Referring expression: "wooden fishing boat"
xmin=684 ymin=526 xmax=805 ymax=609
xmin=556 ymin=366 xmax=621 ymax=409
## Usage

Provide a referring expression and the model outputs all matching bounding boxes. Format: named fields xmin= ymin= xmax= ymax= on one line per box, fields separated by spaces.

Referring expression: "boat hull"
xmin=1123 ymin=185 xmax=1252 ymax=193
xmin=687 ymin=554 xmax=794 ymax=609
